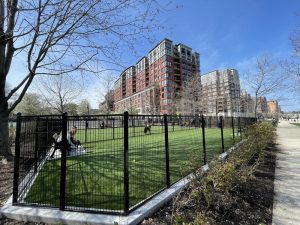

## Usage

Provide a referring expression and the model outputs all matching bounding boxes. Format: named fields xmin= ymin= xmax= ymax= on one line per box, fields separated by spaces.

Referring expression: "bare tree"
xmin=175 ymin=74 xmax=202 ymax=116
xmin=291 ymin=22 xmax=300 ymax=57
xmin=128 ymin=97 xmax=139 ymax=115
xmin=78 ymin=99 xmax=91 ymax=115
xmin=0 ymin=0 xmax=166 ymax=157
xmin=36 ymin=74 xmax=81 ymax=114
xmin=14 ymin=92 xmax=44 ymax=115
xmin=99 ymin=90 xmax=114 ymax=114
xmin=246 ymin=55 xmax=284 ymax=118
xmin=283 ymin=59 xmax=300 ymax=98
xmin=283 ymin=24 xmax=300 ymax=97
xmin=98 ymin=75 xmax=115 ymax=114
xmin=64 ymin=103 xmax=78 ymax=116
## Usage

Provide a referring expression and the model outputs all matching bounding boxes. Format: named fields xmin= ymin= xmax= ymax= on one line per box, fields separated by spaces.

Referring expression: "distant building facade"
xmin=113 ymin=38 xmax=200 ymax=114
xmin=240 ymin=90 xmax=255 ymax=117
xmin=256 ymin=96 xmax=268 ymax=115
xmin=201 ymin=69 xmax=241 ymax=116
xmin=267 ymin=100 xmax=280 ymax=114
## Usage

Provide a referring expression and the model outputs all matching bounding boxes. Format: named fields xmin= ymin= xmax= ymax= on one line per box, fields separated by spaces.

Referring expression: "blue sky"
xmin=122 ymin=0 xmax=300 ymax=111
xmin=7 ymin=0 xmax=300 ymax=111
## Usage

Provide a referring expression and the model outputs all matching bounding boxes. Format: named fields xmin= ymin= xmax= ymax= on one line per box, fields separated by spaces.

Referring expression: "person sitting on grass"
xmin=67 ymin=126 xmax=81 ymax=154
xmin=144 ymin=122 xmax=151 ymax=135
xmin=50 ymin=126 xmax=82 ymax=158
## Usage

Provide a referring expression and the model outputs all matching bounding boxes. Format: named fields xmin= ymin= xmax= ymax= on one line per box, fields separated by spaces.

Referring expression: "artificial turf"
xmin=25 ymin=126 xmax=236 ymax=211
xmin=290 ymin=123 xmax=300 ymax=127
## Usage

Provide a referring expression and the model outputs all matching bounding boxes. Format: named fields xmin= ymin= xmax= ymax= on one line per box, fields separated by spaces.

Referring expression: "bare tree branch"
xmin=35 ymin=74 xmax=82 ymax=114
xmin=245 ymin=55 xmax=286 ymax=117
xmin=0 ymin=0 xmax=170 ymax=156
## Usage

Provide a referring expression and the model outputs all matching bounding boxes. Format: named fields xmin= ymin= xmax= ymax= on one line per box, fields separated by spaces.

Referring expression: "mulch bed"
xmin=0 ymin=158 xmax=37 ymax=225
xmin=142 ymin=144 xmax=277 ymax=225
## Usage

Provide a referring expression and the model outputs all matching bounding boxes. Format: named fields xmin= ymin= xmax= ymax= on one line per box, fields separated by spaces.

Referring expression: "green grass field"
xmin=25 ymin=126 xmax=236 ymax=211
xmin=291 ymin=123 xmax=300 ymax=127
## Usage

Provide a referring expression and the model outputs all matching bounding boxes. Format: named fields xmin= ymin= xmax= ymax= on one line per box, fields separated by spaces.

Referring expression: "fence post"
xmin=163 ymin=114 xmax=171 ymax=188
xmin=201 ymin=115 xmax=207 ymax=165
xmin=85 ymin=119 xmax=88 ymax=143
xmin=238 ymin=117 xmax=242 ymax=138
xmin=220 ymin=116 xmax=225 ymax=153
xmin=60 ymin=112 xmax=68 ymax=210
xmin=231 ymin=116 xmax=235 ymax=142
xmin=132 ymin=117 xmax=135 ymax=137
xmin=123 ymin=111 xmax=129 ymax=213
xmin=13 ymin=113 xmax=22 ymax=204
xmin=46 ymin=117 xmax=49 ymax=144
xmin=34 ymin=116 xmax=40 ymax=173
xmin=112 ymin=118 xmax=115 ymax=140
xmin=172 ymin=117 xmax=175 ymax=132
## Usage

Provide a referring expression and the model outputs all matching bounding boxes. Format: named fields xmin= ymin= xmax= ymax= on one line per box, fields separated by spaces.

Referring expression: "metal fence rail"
xmin=13 ymin=112 xmax=256 ymax=214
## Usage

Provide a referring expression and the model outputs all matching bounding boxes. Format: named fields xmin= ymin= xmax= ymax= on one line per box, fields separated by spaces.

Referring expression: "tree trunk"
xmin=254 ymin=94 xmax=258 ymax=119
xmin=0 ymin=102 xmax=11 ymax=158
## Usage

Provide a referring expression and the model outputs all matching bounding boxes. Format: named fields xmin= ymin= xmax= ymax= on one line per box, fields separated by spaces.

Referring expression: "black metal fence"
xmin=12 ymin=112 xmax=256 ymax=214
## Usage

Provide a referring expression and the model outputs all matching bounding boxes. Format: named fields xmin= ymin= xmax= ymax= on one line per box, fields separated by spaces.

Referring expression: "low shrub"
xmin=171 ymin=122 xmax=275 ymax=224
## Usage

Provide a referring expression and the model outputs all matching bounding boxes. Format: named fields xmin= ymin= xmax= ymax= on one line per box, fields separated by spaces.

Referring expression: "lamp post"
xmin=87 ymin=104 xmax=90 ymax=115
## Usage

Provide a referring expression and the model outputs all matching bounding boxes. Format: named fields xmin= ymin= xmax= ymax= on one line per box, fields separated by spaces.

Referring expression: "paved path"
xmin=272 ymin=121 xmax=300 ymax=225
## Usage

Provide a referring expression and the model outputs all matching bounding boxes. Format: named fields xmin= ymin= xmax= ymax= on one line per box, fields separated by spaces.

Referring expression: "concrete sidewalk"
xmin=272 ymin=121 xmax=300 ymax=225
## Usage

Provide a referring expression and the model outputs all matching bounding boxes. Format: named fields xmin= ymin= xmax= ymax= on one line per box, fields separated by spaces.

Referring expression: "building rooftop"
xmin=201 ymin=68 xmax=237 ymax=76
xmin=118 ymin=66 xmax=135 ymax=78
xmin=136 ymin=56 xmax=147 ymax=64
xmin=148 ymin=38 xmax=172 ymax=53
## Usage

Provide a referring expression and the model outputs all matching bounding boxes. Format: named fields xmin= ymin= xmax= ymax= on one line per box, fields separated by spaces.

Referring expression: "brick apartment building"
xmin=201 ymin=69 xmax=241 ymax=116
xmin=240 ymin=90 xmax=255 ymax=116
xmin=114 ymin=38 xmax=200 ymax=114
xmin=267 ymin=100 xmax=280 ymax=114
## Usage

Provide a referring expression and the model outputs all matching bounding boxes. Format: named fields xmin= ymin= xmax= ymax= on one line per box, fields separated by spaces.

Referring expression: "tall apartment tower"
xmin=201 ymin=69 xmax=241 ymax=116
xmin=113 ymin=38 xmax=200 ymax=114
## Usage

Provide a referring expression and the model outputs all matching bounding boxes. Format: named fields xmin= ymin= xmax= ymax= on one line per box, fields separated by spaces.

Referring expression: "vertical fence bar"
xmin=163 ymin=114 xmax=170 ymax=188
xmin=34 ymin=116 xmax=40 ymax=173
xmin=60 ymin=112 xmax=68 ymax=210
xmin=123 ymin=111 xmax=129 ymax=212
xmin=13 ymin=113 xmax=22 ymax=204
xmin=231 ymin=116 xmax=235 ymax=142
xmin=201 ymin=115 xmax=207 ymax=165
xmin=220 ymin=116 xmax=225 ymax=153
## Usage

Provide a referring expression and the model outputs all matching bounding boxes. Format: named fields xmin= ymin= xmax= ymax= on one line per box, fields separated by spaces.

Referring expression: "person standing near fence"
xmin=144 ymin=122 xmax=151 ymax=134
